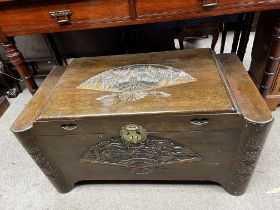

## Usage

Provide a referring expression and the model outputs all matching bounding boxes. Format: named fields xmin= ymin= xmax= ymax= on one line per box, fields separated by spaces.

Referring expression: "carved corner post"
xmin=259 ymin=13 xmax=280 ymax=110
xmin=13 ymin=130 xmax=74 ymax=193
xmin=225 ymin=119 xmax=273 ymax=195
xmin=0 ymin=31 xmax=38 ymax=94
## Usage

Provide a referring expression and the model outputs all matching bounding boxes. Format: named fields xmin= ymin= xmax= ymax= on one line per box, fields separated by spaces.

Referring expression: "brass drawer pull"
xmin=61 ymin=123 xmax=77 ymax=131
xmin=202 ymin=0 xmax=218 ymax=8
xmin=50 ymin=10 xmax=72 ymax=25
xmin=190 ymin=118 xmax=209 ymax=126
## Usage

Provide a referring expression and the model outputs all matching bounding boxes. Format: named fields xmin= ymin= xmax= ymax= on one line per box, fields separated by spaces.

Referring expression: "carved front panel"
xmin=80 ymin=135 xmax=201 ymax=175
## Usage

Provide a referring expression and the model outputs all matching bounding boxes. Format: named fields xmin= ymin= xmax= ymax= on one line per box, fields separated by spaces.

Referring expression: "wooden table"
xmin=0 ymin=96 xmax=9 ymax=117
xmin=0 ymin=0 xmax=279 ymax=101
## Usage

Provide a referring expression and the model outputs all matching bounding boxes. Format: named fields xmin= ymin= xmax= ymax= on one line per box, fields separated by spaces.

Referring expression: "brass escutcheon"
xmin=120 ymin=124 xmax=147 ymax=144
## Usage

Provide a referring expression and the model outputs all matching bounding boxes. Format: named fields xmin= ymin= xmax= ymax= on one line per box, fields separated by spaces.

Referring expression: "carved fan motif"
xmin=77 ymin=64 xmax=196 ymax=102
xmin=80 ymin=136 xmax=202 ymax=175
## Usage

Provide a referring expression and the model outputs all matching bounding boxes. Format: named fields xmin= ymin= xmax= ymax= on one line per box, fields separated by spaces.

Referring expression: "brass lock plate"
xmin=120 ymin=124 xmax=147 ymax=144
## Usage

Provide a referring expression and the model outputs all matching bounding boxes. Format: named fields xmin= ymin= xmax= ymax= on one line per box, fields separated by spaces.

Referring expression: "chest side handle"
xmin=61 ymin=123 xmax=77 ymax=131
xmin=190 ymin=118 xmax=209 ymax=126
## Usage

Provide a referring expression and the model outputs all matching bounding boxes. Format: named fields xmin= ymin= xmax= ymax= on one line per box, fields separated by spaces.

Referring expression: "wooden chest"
xmin=11 ymin=49 xmax=273 ymax=195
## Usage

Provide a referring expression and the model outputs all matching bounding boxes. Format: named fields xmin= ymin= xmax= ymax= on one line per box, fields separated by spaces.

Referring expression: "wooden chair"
xmin=176 ymin=23 xmax=220 ymax=50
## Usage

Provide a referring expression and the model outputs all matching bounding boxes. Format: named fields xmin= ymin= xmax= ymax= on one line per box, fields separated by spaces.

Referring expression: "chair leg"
xmin=237 ymin=12 xmax=255 ymax=61
xmin=231 ymin=29 xmax=242 ymax=53
xmin=220 ymin=24 xmax=227 ymax=53
xmin=231 ymin=13 xmax=245 ymax=53
xmin=211 ymin=29 xmax=219 ymax=51
xmin=178 ymin=35 xmax=184 ymax=50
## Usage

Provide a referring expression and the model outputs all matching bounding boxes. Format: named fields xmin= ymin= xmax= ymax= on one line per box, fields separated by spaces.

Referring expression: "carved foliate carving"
xmin=234 ymin=126 xmax=267 ymax=183
xmin=28 ymin=147 xmax=57 ymax=179
xmin=80 ymin=136 xmax=201 ymax=175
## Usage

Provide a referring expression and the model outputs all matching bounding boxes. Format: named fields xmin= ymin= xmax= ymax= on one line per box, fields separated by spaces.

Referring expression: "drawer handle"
xmin=50 ymin=10 xmax=72 ymax=25
xmin=202 ymin=0 xmax=218 ymax=8
xmin=61 ymin=124 xmax=77 ymax=131
xmin=190 ymin=118 xmax=209 ymax=126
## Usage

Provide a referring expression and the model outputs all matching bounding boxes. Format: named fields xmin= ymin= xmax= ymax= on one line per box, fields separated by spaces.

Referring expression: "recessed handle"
xmin=50 ymin=10 xmax=72 ymax=25
xmin=202 ymin=0 xmax=218 ymax=8
xmin=190 ymin=118 xmax=209 ymax=126
xmin=61 ymin=123 xmax=77 ymax=131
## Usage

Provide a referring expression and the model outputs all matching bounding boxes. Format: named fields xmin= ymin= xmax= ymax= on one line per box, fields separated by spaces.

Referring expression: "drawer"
xmin=33 ymin=113 xmax=243 ymax=136
xmin=0 ymin=0 xmax=130 ymax=34
xmin=136 ymin=0 xmax=257 ymax=18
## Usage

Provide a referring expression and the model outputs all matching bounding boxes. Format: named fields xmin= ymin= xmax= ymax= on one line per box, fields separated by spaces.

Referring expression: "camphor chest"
xmin=11 ymin=49 xmax=273 ymax=195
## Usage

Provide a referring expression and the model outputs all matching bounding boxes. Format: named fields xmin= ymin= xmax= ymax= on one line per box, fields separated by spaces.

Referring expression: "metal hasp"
xmin=120 ymin=124 xmax=147 ymax=144
xmin=50 ymin=10 xmax=72 ymax=25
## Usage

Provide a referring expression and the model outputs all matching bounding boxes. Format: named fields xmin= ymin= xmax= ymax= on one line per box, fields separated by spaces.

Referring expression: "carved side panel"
xmin=226 ymin=120 xmax=273 ymax=195
xmin=235 ymin=136 xmax=265 ymax=183
xmin=13 ymin=131 xmax=74 ymax=193
xmin=28 ymin=147 xmax=57 ymax=179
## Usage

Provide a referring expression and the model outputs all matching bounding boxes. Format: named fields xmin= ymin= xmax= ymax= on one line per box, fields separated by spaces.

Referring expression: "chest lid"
xmin=38 ymin=49 xmax=235 ymax=120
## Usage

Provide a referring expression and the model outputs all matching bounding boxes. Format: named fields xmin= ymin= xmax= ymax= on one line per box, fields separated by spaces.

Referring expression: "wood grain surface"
xmin=10 ymin=50 xmax=273 ymax=195
xmin=217 ymin=53 xmax=272 ymax=123
xmin=38 ymin=49 xmax=235 ymax=120
xmin=11 ymin=66 xmax=66 ymax=132
xmin=136 ymin=0 xmax=257 ymax=17
xmin=0 ymin=0 xmax=130 ymax=36
xmin=0 ymin=0 xmax=279 ymax=36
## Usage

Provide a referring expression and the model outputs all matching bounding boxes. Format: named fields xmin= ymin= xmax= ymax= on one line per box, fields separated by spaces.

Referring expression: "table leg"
xmin=260 ymin=14 xmax=280 ymax=110
xmin=0 ymin=96 xmax=9 ymax=117
xmin=0 ymin=34 xmax=38 ymax=95
xmin=0 ymin=55 xmax=21 ymax=98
